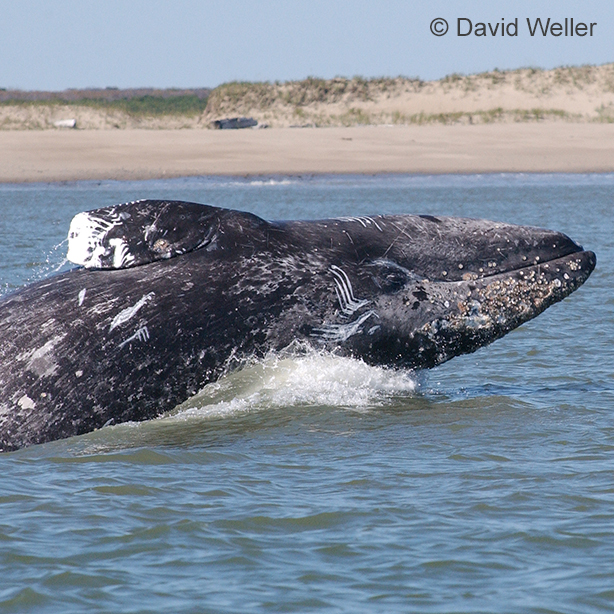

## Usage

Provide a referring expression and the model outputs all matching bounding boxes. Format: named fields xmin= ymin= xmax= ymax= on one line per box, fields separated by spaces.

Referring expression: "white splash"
xmin=248 ymin=179 xmax=295 ymax=186
xmin=172 ymin=352 xmax=419 ymax=420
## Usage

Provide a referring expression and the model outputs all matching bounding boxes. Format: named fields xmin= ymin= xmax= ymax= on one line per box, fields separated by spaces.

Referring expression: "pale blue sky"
xmin=1 ymin=0 xmax=613 ymax=91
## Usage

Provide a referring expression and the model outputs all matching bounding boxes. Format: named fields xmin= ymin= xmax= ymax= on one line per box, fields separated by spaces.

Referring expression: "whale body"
xmin=0 ymin=200 xmax=596 ymax=451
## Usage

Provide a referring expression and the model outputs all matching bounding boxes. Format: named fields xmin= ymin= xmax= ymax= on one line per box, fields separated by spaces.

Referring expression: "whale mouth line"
xmin=458 ymin=246 xmax=594 ymax=283
xmin=514 ymin=248 xmax=593 ymax=272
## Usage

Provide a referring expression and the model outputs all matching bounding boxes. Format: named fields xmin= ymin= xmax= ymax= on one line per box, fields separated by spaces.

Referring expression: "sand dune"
xmin=204 ymin=64 xmax=614 ymax=127
xmin=1 ymin=64 xmax=614 ymax=131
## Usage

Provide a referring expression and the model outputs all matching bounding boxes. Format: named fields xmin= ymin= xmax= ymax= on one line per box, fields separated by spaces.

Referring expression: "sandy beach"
xmin=1 ymin=123 xmax=613 ymax=183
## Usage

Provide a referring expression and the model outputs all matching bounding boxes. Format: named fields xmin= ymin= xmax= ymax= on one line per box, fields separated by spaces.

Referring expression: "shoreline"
xmin=1 ymin=124 xmax=614 ymax=183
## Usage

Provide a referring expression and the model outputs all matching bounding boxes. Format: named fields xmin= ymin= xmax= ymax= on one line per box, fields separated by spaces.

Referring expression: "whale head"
xmin=293 ymin=214 xmax=596 ymax=368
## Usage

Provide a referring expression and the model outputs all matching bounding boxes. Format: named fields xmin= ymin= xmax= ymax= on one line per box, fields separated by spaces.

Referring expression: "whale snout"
xmin=476 ymin=226 xmax=589 ymax=279
xmin=401 ymin=218 xmax=591 ymax=283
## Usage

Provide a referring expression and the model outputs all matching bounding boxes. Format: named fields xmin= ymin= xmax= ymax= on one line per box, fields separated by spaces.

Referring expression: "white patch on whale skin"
xmin=78 ymin=288 xmax=86 ymax=306
xmin=109 ymin=293 xmax=155 ymax=331
xmin=17 ymin=335 xmax=66 ymax=378
xmin=18 ymin=395 xmax=36 ymax=410
xmin=108 ymin=238 xmax=135 ymax=269
xmin=66 ymin=210 xmax=126 ymax=268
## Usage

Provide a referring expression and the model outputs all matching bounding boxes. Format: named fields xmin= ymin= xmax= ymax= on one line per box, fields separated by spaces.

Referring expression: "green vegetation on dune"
xmin=0 ymin=94 xmax=209 ymax=117
xmin=396 ymin=108 xmax=576 ymax=125
xmin=204 ymin=66 xmax=613 ymax=126
xmin=83 ymin=94 xmax=209 ymax=116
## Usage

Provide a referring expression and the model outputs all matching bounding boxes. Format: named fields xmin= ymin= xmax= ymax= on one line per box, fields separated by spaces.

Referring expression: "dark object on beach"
xmin=211 ymin=117 xmax=258 ymax=129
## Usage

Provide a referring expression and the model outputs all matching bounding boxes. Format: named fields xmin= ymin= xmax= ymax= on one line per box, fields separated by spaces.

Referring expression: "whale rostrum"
xmin=0 ymin=200 xmax=596 ymax=451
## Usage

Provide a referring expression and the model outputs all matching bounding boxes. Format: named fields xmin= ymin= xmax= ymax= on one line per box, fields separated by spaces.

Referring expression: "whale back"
xmin=68 ymin=200 xmax=584 ymax=281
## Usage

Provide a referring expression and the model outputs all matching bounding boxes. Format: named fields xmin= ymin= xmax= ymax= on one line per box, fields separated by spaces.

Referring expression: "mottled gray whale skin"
xmin=0 ymin=200 xmax=596 ymax=451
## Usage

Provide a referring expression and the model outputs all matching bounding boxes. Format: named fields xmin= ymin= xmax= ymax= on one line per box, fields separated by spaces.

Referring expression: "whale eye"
xmin=370 ymin=260 xmax=411 ymax=293
xmin=382 ymin=271 xmax=408 ymax=293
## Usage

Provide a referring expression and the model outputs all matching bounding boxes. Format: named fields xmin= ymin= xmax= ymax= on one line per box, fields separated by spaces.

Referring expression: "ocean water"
xmin=0 ymin=173 xmax=613 ymax=614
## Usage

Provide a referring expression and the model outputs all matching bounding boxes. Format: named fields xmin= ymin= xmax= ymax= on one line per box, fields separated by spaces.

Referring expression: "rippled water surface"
xmin=0 ymin=174 xmax=613 ymax=613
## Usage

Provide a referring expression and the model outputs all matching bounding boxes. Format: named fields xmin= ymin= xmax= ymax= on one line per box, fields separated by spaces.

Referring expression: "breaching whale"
xmin=0 ymin=200 xmax=596 ymax=451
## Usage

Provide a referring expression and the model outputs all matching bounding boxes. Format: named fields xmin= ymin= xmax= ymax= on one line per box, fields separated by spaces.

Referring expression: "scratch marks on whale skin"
xmin=78 ymin=288 xmax=87 ymax=306
xmin=336 ymin=216 xmax=384 ymax=232
xmin=118 ymin=326 xmax=150 ymax=349
xmin=109 ymin=293 xmax=155 ymax=332
xmin=313 ymin=265 xmax=378 ymax=342
xmin=314 ymin=310 xmax=379 ymax=342
xmin=330 ymin=265 xmax=369 ymax=315
xmin=233 ymin=253 xmax=325 ymax=297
